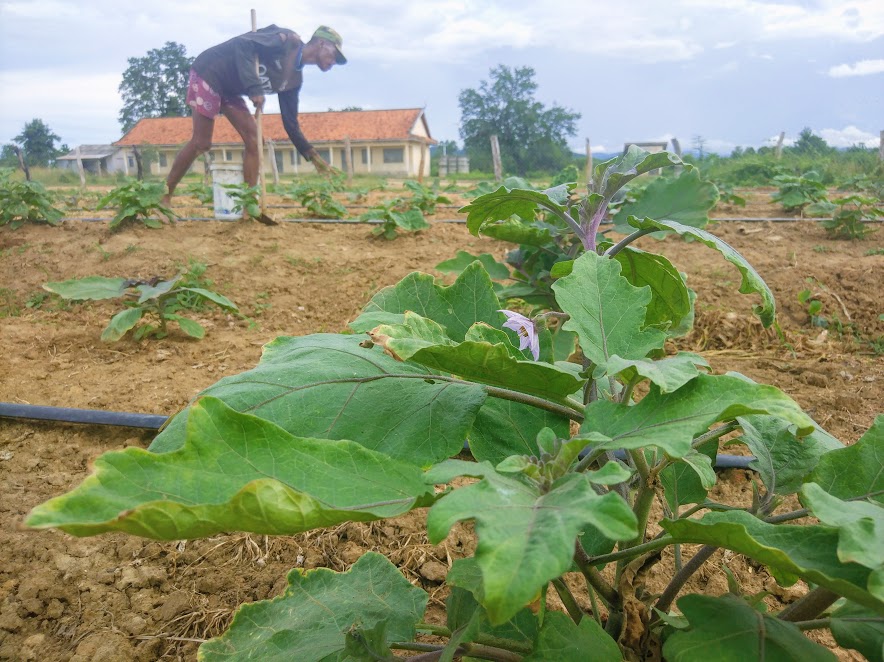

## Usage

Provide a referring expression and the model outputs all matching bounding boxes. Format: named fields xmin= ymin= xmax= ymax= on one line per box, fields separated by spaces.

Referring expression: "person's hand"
xmin=250 ymin=94 xmax=265 ymax=112
xmin=311 ymin=152 xmax=342 ymax=177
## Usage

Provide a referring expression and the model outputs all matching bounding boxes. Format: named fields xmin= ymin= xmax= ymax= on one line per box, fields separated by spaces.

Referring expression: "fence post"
xmin=344 ymin=135 xmax=354 ymax=185
xmin=775 ymin=131 xmax=785 ymax=159
xmin=75 ymin=146 xmax=86 ymax=187
xmin=585 ymin=137 xmax=593 ymax=186
xmin=267 ymin=140 xmax=279 ymax=186
xmin=490 ymin=134 xmax=502 ymax=182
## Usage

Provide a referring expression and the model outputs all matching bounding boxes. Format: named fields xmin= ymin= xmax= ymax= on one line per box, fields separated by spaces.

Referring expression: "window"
xmin=225 ymin=149 xmax=234 ymax=161
xmin=274 ymin=150 xmax=284 ymax=173
xmin=383 ymin=148 xmax=404 ymax=164
xmin=361 ymin=148 xmax=369 ymax=164
xmin=127 ymin=157 xmax=134 ymax=168
xmin=315 ymin=149 xmax=331 ymax=164
xmin=291 ymin=150 xmax=301 ymax=165
xmin=158 ymin=153 xmax=168 ymax=168
xmin=340 ymin=149 xmax=348 ymax=170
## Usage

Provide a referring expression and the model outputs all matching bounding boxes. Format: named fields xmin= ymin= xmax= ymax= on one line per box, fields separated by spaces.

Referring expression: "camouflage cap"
xmin=312 ymin=26 xmax=347 ymax=64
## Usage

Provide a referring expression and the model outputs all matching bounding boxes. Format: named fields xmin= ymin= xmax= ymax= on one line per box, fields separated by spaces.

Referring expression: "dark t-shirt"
xmin=192 ymin=25 xmax=313 ymax=157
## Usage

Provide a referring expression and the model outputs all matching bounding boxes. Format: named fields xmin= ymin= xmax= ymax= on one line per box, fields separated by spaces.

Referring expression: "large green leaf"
xmin=660 ymin=438 xmax=719 ymax=510
xmin=100 ymin=307 xmax=143 ymax=342
xmin=604 ymin=352 xmax=709 ymax=394
xmin=590 ymin=147 xmax=684 ymax=200
xmin=612 ymin=246 xmax=693 ymax=334
xmin=628 ymin=216 xmax=776 ymax=326
xmin=425 ymin=461 xmax=636 ymax=624
xmin=612 ymin=168 xmax=718 ymax=233
xmin=178 ymin=287 xmax=238 ymax=311
xmin=149 ymin=334 xmax=487 ymax=465
xmin=26 ymin=398 xmax=434 ymax=539
xmin=43 ymin=275 xmax=129 ymax=300
xmin=467 ymin=397 xmax=571 ymax=464
xmin=809 ymin=414 xmax=884 ymax=503
xmin=663 ymin=510 xmax=883 ymax=611
xmin=800 ymin=482 xmax=884 ymax=571
xmin=524 ymin=611 xmax=621 ymax=661
xmin=478 ymin=218 xmax=555 ymax=247
xmin=662 ymin=593 xmax=836 ymax=661
xmin=350 ymin=262 xmax=501 ymax=341
xmin=579 ymin=373 xmax=817 ymax=458
xmin=830 ymin=600 xmax=884 ymax=662
xmin=369 ymin=314 xmax=584 ymax=406
xmin=737 ymin=415 xmax=844 ymax=496
xmin=135 ymin=276 xmax=179 ymax=303
xmin=198 ymin=552 xmax=427 ymax=661
xmin=435 ymin=251 xmax=511 ymax=280
xmin=460 ymin=186 xmax=567 ymax=236
xmin=553 ymin=251 xmax=667 ymax=369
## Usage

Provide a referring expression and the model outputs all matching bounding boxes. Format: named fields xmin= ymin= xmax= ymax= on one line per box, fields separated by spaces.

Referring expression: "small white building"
xmin=56 ymin=145 xmax=129 ymax=175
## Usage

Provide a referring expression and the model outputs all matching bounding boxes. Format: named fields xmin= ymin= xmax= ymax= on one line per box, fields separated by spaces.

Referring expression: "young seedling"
xmin=43 ymin=273 xmax=237 ymax=341
xmin=97 ymin=179 xmax=175 ymax=229
xmin=359 ymin=197 xmax=429 ymax=240
xmin=0 ymin=167 xmax=63 ymax=228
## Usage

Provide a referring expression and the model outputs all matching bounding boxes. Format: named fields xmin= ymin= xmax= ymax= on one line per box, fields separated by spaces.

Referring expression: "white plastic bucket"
xmin=209 ymin=164 xmax=244 ymax=220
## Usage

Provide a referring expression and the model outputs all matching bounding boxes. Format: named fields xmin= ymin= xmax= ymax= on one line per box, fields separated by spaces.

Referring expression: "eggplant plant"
xmin=43 ymin=273 xmax=237 ymax=341
xmin=26 ymin=148 xmax=883 ymax=661
xmin=0 ymin=167 xmax=63 ymax=228
xmin=97 ymin=179 xmax=175 ymax=229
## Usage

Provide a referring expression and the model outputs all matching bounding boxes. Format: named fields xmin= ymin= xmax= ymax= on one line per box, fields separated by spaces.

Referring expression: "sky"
xmin=1 ymin=0 xmax=882 ymax=156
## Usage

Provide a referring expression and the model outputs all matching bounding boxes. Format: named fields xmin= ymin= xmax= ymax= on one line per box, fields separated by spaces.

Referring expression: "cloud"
xmin=819 ymin=125 xmax=881 ymax=148
xmin=827 ymin=59 xmax=884 ymax=77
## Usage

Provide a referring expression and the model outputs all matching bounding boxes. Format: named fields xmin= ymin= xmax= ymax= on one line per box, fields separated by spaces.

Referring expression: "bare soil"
xmin=0 ymin=187 xmax=881 ymax=660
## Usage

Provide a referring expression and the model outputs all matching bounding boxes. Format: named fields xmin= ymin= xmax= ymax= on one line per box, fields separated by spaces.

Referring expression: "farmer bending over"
xmin=162 ymin=25 xmax=346 ymax=208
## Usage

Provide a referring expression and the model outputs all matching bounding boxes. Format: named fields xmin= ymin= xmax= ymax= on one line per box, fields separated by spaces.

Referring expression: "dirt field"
xmin=0 ymin=187 xmax=882 ymax=660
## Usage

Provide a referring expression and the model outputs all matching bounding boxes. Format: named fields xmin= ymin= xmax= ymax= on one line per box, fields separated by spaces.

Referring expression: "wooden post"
xmin=133 ymin=146 xmax=144 ymax=180
xmin=344 ymin=135 xmax=354 ymax=185
xmin=671 ymin=137 xmax=682 ymax=157
xmin=490 ymin=134 xmax=502 ymax=182
xmin=585 ymin=137 xmax=593 ymax=186
xmin=775 ymin=131 xmax=785 ymax=159
xmin=14 ymin=146 xmax=30 ymax=181
xmin=416 ymin=142 xmax=426 ymax=183
xmin=75 ymin=146 xmax=86 ymax=187
xmin=267 ymin=140 xmax=279 ymax=186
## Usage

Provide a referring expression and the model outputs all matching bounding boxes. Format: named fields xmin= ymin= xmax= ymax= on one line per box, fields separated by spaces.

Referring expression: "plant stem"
xmin=574 ymin=541 xmax=619 ymax=608
xmin=586 ymin=583 xmax=604 ymax=627
xmin=585 ymin=536 xmax=673 ymax=567
xmin=416 ymin=622 xmax=450 ymax=637
xmin=794 ymin=619 xmax=831 ymax=632
xmin=393 ymin=641 xmax=524 ymax=662
xmin=603 ymin=228 xmax=656 ymax=257
xmin=552 ymin=578 xmax=583 ymax=624
xmin=654 ymin=545 xmax=718 ymax=615
xmin=764 ymin=508 xmax=810 ymax=524
xmin=545 ymin=205 xmax=584 ymax=240
xmin=777 ymin=587 xmax=841 ymax=622
xmin=618 ymin=450 xmax=655 ymax=567
xmin=619 ymin=375 xmax=639 ymax=405
xmin=691 ymin=421 xmax=740 ymax=449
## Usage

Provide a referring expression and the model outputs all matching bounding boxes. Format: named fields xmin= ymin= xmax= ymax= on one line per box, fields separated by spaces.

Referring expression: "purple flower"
xmin=499 ymin=310 xmax=540 ymax=361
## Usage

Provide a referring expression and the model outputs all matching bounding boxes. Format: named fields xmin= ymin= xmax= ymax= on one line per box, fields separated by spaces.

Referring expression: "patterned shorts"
xmin=186 ymin=69 xmax=249 ymax=118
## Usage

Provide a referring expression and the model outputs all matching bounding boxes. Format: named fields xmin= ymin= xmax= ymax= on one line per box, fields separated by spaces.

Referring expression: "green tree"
xmin=13 ymin=119 xmax=66 ymax=167
xmin=790 ymin=127 xmax=832 ymax=156
xmin=118 ymin=42 xmax=194 ymax=132
xmin=459 ymin=65 xmax=580 ymax=175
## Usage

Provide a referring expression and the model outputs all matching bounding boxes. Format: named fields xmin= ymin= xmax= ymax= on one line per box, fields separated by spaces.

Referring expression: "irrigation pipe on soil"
xmin=0 ymin=402 xmax=756 ymax=470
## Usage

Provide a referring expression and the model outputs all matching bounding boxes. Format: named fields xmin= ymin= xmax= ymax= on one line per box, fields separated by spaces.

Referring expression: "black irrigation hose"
xmin=0 ymin=402 xmax=757 ymax=470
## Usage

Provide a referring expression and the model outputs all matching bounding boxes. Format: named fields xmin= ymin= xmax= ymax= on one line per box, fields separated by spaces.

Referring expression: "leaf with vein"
xmin=425 ymin=461 xmax=636 ymax=624
xmin=199 ymin=552 xmax=427 ymax=661
xmin=149 ymin=334 xmax=486 ymax=465
xmin=27 ymin=397 xmax=435 ymax=539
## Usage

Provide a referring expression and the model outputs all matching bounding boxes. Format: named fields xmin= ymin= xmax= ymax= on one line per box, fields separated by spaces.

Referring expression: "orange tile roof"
xmin=115 ymin=108 xmax=435 ymax=147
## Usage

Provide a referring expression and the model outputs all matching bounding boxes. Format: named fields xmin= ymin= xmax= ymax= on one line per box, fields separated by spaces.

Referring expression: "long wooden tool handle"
xmin=251 ymin=9 xmax=267 ymax=215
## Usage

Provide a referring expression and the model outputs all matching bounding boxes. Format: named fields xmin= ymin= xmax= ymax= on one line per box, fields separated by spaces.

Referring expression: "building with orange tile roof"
xmin=111 ymin=108 xmax=436 ymax=178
